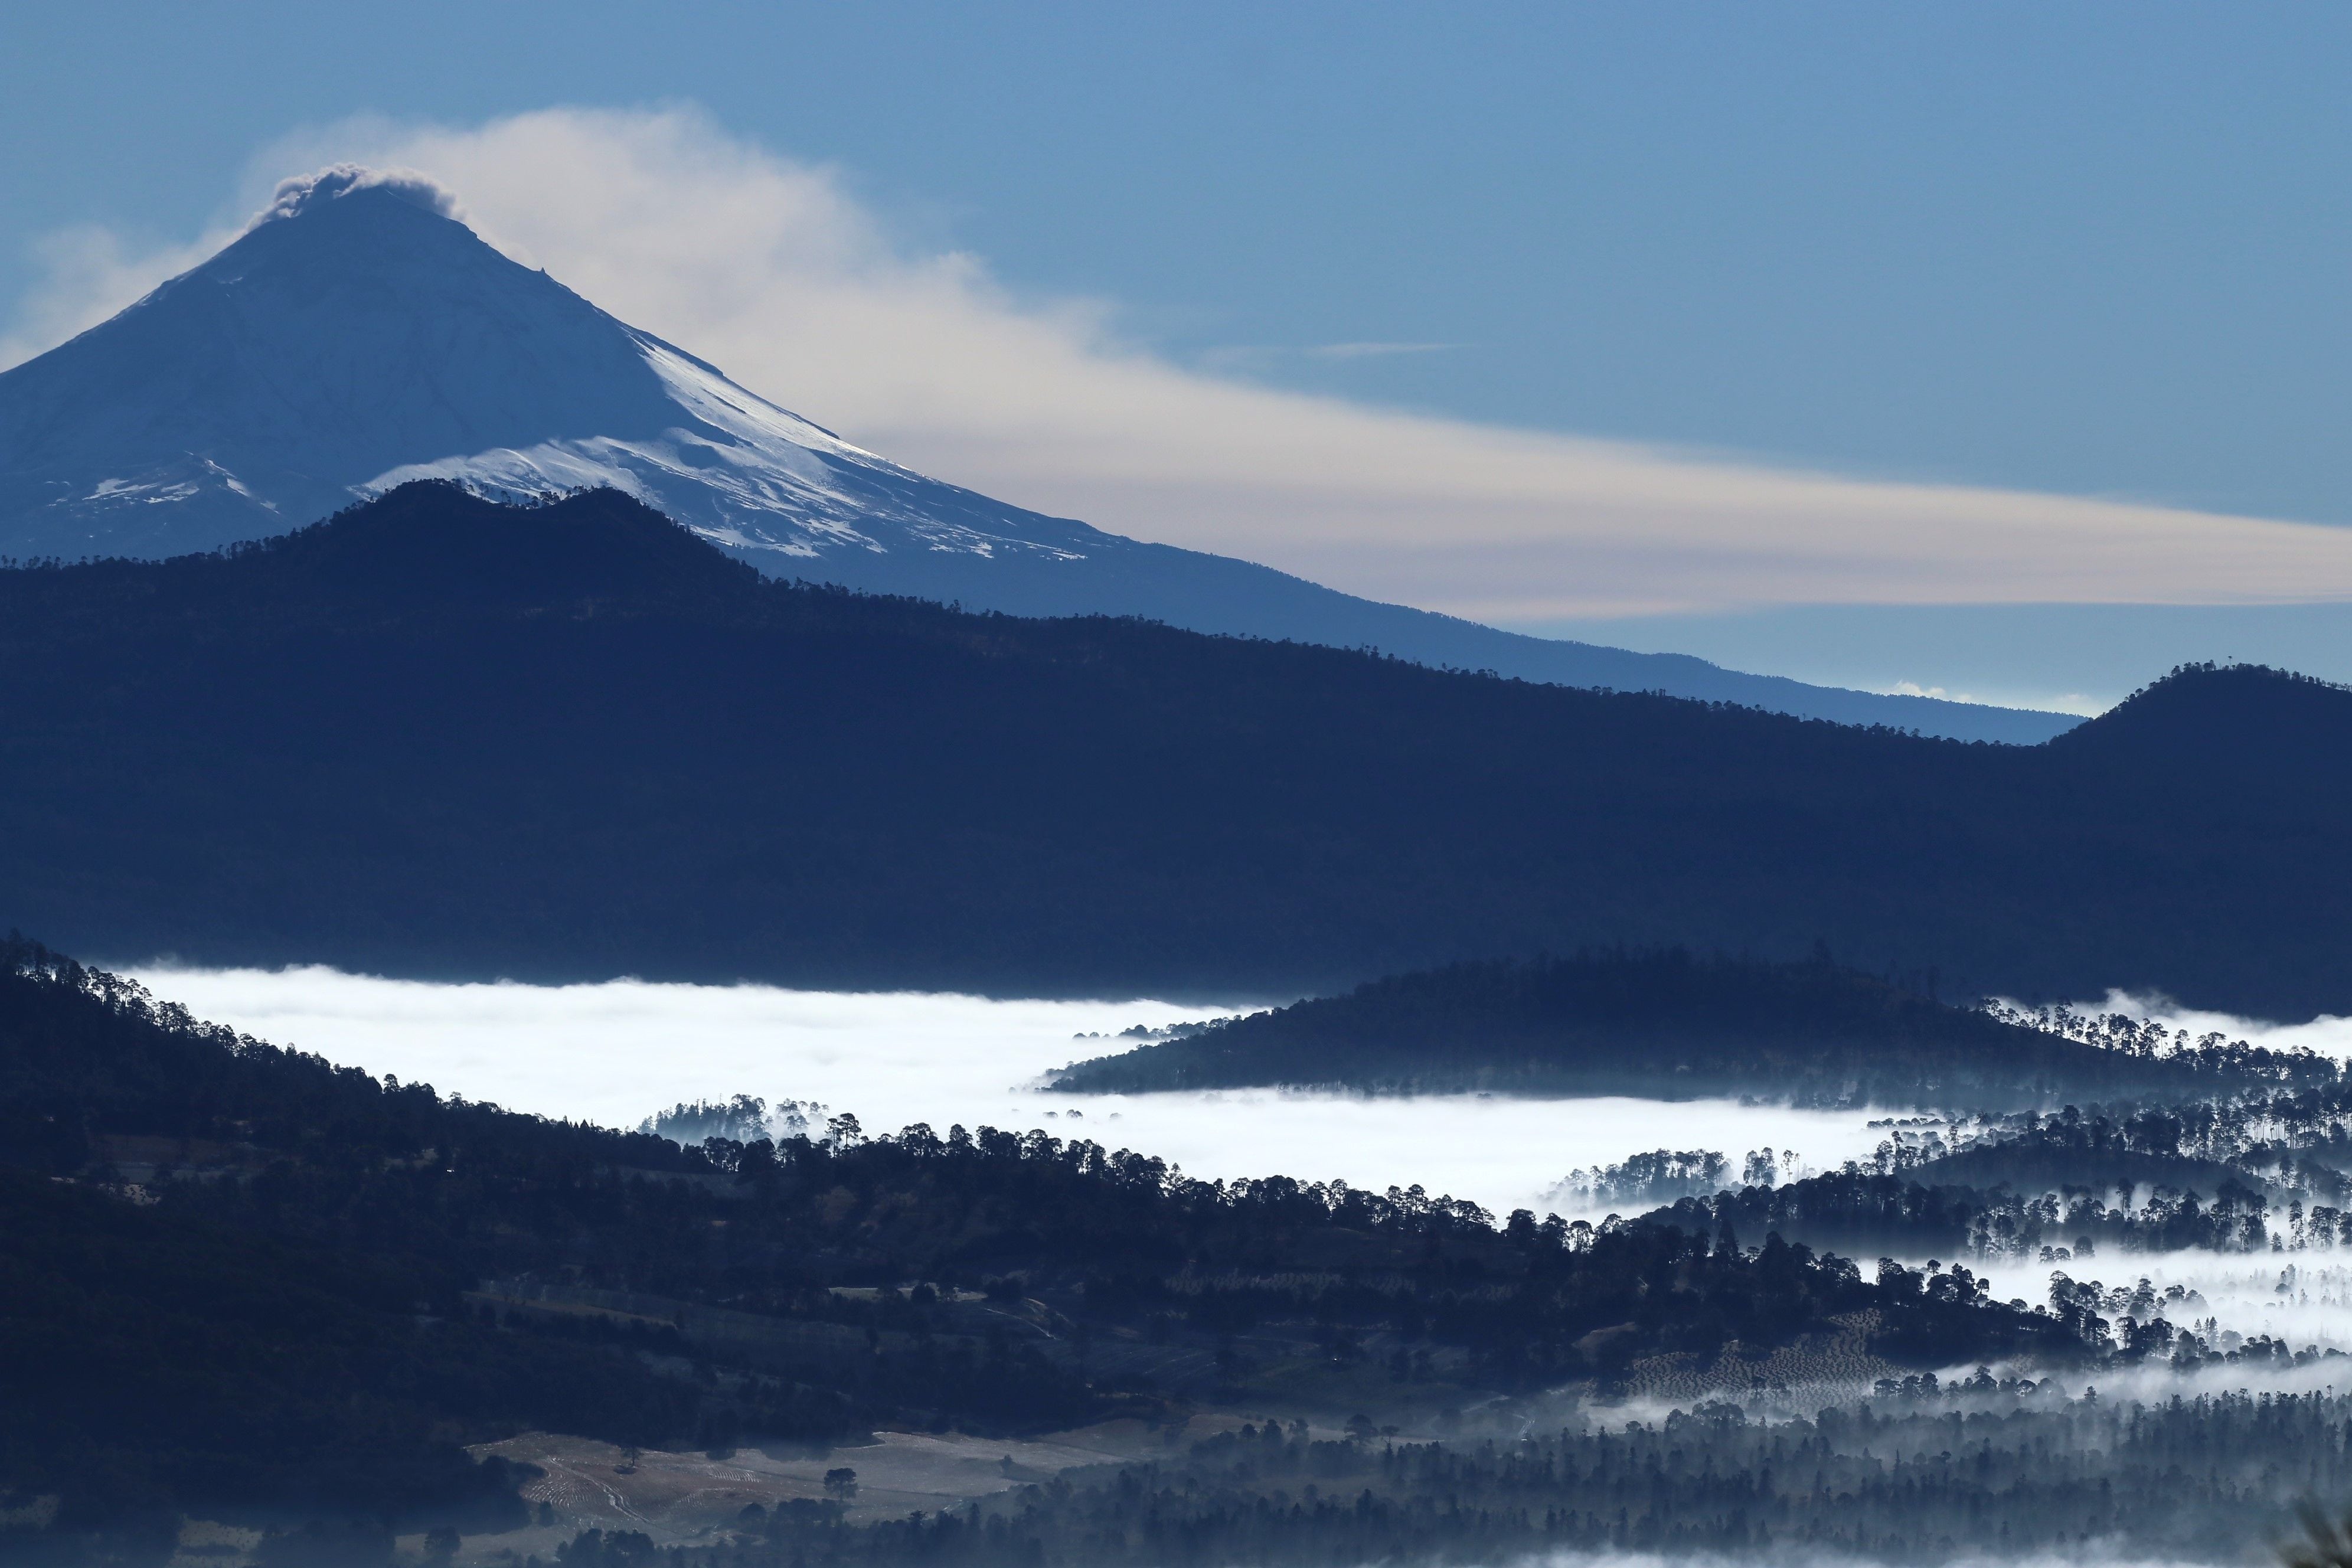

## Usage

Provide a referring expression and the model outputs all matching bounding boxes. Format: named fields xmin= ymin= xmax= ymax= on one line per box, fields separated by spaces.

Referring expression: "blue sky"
xmin=6 ymin=2 xmax=2349 ymax=707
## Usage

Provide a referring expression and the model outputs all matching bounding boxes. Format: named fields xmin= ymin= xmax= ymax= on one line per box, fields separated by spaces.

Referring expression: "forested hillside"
xmin=1049 ymin=949 xmax=2337 ymax=1106
xmin=0 ymin=935 xmax=2063 ymax=1554
xmin=0 ymin=483 xmax=2346 ymax=1011
xmin=1641 ymin=1082 xmax=2352 ymax=1263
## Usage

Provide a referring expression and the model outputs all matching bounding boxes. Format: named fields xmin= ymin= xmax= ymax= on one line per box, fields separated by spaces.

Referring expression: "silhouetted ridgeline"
xmin=0 ymin=936 xmax=2063 ymax=1553
xmin=0 ymin=484 xmax=2347 ymax=1011
xmin=1050 ymin=950 xmax=2337 ymax=1107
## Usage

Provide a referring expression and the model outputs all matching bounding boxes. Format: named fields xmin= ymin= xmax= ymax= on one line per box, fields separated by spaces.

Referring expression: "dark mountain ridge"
xmin=0 ymin=483 xmax=2344 ymax=1012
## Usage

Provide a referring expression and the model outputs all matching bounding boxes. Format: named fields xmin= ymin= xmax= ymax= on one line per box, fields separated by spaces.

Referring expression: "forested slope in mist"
xmin=1050 ymin=949 xmax=2339 ymax=1106
xmin=0 ymin=483 xmax=2346 ymax=1012
xmin=0 ymin=933 xmax=2070 ymax=1554
xmin=1641 ymin=1080 xmax=2352 ymax=1264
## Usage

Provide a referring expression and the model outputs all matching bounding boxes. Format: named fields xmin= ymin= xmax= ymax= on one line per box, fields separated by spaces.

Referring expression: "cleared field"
xmin=471 ymin=1416 xmax=1239 ymax=1549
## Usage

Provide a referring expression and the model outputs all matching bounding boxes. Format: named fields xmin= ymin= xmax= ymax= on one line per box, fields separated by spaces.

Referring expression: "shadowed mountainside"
xmin=0 ymin=482 xmax=2344 ymax=1011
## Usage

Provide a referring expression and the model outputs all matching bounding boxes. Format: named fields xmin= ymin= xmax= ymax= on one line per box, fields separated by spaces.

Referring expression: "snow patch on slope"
xmin=69 ymin=458 xmax=278 ymax=521
xmin=362 ymin=332 xmax=1086 ymax=565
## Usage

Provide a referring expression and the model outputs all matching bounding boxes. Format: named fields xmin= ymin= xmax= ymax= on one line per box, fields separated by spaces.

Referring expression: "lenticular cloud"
xmin=14 ymin=104 xmax=2352 ymax=620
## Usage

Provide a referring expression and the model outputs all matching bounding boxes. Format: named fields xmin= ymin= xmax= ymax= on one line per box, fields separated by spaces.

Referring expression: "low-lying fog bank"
xmin=2056 ymin=989 xmax=2352 ymax=1059
xmin=120 ymin=965 xmax=2352 ymax=1247
xmin=1955 ymin=1248 xmax=2352 ymax=1376
xmin=124 ymin=965 xmax=1888 ymax=1219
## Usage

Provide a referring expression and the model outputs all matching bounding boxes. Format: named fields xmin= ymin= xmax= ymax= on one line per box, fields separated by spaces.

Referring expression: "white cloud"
xmin=0 ymin=223 xmax=233 ymax=370
xmin=12 ymin=104 xmax=2352 ymax=620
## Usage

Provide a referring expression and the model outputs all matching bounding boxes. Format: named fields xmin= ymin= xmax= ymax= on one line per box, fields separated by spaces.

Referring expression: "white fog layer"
xmin=123 ymin=965 xmax=1890 ymax=1220
xmin=124 ymin=965 xmax=2352 ymax=1361
xmin=2079 ymin=989 xmax=2352 ymax=1059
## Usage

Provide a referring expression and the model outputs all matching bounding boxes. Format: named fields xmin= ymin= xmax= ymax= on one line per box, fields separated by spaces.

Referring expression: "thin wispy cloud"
xmin=10 ymin=105 xmax=2352 ymax=620
xmin=1197 ymin=339 xmax=1462 ymax=374
xmin=1302 ymin=340 xmax=1462 ymax=360
xmin=1882 ymin=681 xmax=2106 ymax=716
xmin=0 ymin=224 xmax=231 ymax=371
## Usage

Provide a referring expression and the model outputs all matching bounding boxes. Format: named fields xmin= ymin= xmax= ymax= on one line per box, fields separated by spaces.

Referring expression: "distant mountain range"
xmin=0 ymin=483 xmax=2340 ymax=1013
xmin=0 ymin=166 xmax=2073 ymax=743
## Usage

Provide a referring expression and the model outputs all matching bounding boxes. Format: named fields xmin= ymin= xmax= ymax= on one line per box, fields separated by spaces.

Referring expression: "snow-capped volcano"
xmin=0 ymin=166 xmax=2073 ymax=741
xmin=0 ymin=166 xmax=1096 ymax=572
